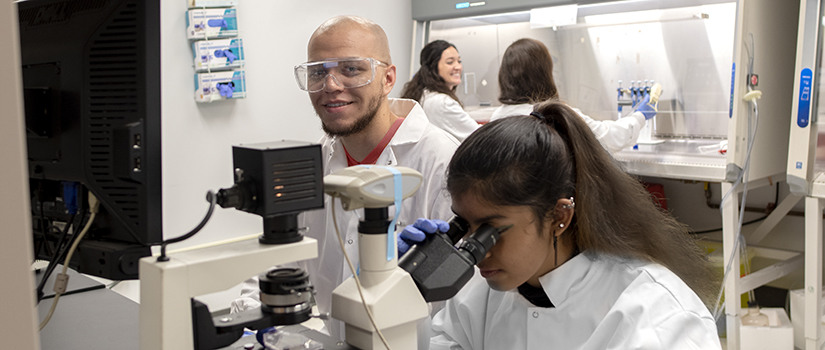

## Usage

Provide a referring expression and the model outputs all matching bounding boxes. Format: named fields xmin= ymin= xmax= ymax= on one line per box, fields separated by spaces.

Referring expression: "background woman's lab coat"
xmin=420 ymin=89 xmax=479 ymax=142
xmin=490 ymin=103 xmax=646 ymax=153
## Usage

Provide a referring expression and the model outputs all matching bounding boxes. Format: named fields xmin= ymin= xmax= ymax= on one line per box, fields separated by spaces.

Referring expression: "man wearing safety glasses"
xmin=232 ymin=15 xmax=458 ymax=347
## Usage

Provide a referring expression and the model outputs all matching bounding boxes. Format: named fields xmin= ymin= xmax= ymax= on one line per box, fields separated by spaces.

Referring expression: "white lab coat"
xmin=420 ymin=89 xmax=480 ymax=142
xmin=430 ymin=252 xmax=721 ymax=350
xmin=232 ymin=98 xmax=458 ymax=345
xmin=490 ymin=103 xmax=646 ymax=153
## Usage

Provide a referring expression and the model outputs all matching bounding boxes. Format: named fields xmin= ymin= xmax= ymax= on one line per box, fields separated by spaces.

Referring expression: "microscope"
xmin=323 ymin=165 xmax=507 ymax=349
xmin=139 ymin=142 xmax=506 ymax=349
xmin=323 ymin=165 xmax=430 ymax=350
xmin=139 ymin=141 xmax=324 ymax=350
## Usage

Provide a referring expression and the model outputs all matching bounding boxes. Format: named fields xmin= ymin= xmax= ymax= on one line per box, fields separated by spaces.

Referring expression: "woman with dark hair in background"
xmin=401 ymin=100 xmax=720 ymax=349
xmin=491 ymin=38 xmax=657 ymax=153
xmin=401 ymin=40 xmax=480 ymax=142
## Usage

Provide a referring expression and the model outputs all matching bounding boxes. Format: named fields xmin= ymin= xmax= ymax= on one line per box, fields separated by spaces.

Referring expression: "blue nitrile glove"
xmin=216 ymin=82 xmax=234 ymax=98
xmin=397 ymin=218 xmax=450 ymax=256
xmin=222 ymin=50 xmax=237 ymax=63
xmin=207 ymin=18 xmax=228 ymax=29
xmin=637 ymin=93 xmax=658 ymax=120
xmin=214 ymin=49 xmax=238 ymax=64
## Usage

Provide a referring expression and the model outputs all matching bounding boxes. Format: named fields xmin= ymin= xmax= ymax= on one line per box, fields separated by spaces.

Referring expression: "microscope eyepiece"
xmin=444 ymin=216 xmax=470 ymax=244
xmin=458 ymin=223 xmax=502 ymax=264
xmin=399 ymin=220 xmax=507 ymax=302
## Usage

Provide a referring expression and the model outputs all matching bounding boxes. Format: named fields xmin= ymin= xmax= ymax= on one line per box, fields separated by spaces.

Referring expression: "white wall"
xmin=161 ymin=0 xmax=414 ymax=249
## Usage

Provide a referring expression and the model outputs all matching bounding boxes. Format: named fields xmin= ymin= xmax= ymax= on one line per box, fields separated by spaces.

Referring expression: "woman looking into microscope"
xmin=400 ymin=100 xmax=721 ymax=349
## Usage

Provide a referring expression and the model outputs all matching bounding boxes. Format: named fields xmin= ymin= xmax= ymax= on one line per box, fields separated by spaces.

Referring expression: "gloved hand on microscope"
xmin=397 ymin=218 xmax=449 ymax=255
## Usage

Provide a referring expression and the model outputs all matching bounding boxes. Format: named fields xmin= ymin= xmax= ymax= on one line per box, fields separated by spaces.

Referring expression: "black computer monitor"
xmin=19 ymin=0 xmax=162 ymax=280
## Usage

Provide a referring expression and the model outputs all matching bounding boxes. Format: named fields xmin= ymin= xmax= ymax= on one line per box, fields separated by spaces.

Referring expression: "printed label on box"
xmin=196 ymin=70 xmax=247 ymax=102
xmin=186 ymin=8 xmax=238 ymax=40
xmin=193 ymin=38 xmax=244 ymax=71
xmin=189 ymin=0 xmax=237 ymax=8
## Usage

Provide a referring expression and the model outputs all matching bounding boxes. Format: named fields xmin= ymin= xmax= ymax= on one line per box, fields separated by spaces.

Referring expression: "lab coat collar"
xmin=388 ymin=98 xmax=429 ymax=145
xmin=321 ymin=98 xmax=428 ymax=169
xmin=539 ymin=251 xmax=597 ymax=307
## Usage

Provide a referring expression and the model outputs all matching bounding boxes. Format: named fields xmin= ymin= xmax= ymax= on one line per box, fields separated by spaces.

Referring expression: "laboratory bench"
xmin=614 ymin=139 xmax=728 ymax=182
xmin=36 ymin=267 xmax=139 ymax=350
xmin=34 ymin=266 xmax=348 ymax=350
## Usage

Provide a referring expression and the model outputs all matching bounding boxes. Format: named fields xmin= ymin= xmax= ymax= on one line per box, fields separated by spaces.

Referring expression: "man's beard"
xmin=320 ymin=93 xmax=382 ymax=137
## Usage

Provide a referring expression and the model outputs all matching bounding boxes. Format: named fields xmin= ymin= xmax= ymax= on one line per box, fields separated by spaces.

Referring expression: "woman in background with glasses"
xmin=401 ymin=40 xmax=480 ymax=142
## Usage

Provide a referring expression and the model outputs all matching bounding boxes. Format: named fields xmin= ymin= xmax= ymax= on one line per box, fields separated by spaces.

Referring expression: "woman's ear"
xmin=553 ymin=197 xmax=575 ymax=236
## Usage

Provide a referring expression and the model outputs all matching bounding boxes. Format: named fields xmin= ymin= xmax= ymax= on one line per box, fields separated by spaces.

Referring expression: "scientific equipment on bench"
xmin=140 ymin=141 xmax=323 ymax=350
xmin=324 ymin=165 xmax=430 ymax=350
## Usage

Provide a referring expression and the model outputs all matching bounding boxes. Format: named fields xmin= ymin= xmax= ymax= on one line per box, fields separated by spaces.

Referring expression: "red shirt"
xmin=344 ymin=117 xmax=405 ymax=166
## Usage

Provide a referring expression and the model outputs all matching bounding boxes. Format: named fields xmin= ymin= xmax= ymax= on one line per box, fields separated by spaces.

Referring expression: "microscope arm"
xmin=139 ymin=237 xmax=317 ymax=350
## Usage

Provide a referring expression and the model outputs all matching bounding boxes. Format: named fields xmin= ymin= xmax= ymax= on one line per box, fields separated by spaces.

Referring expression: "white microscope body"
xmin=324 ymin=166 xmax=430 ymax=350
xmin=139 ymin=142 xmax=429 ymax=349
xmin=139 ymin=236 xmax=317 ymax=349
xmin=140 ymin=141 xmax=325 ymax=350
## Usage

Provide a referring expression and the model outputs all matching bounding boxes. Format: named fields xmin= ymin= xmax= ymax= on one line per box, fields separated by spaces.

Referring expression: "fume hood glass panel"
xmin=429 ymin=2 xmax=736 ymax=142
xmin=815 ymin=63 xmax=825 ymax=174
xmin=812 ymin=46 xmax=825 ymax=175
xmin=810 ymin=80 xmax=825 ymax=193
xmin=815 ymin=125 xmax=825 ymax=173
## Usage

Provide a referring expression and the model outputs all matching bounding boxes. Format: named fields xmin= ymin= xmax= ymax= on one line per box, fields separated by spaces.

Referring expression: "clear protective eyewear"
xmin=294 ymin=57 xmax=388 ymax=93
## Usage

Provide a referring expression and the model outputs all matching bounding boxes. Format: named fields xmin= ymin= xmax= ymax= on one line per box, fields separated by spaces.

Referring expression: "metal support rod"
xmin=804 ymin=197 xmax=823 ymax=350
xmin=721 ymin=181 xmax=741 ymax=350
xmin=748 ymin=193 xmax=803 ymax=244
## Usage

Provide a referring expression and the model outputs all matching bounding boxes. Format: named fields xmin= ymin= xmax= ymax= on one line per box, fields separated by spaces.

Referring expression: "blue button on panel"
xmin=798 ymin=68 xmax=812 ymax=128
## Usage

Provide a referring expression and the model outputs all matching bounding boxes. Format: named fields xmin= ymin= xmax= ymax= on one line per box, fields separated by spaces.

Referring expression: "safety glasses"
xmin=294 ymin=57 xmax=388 ymax=93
